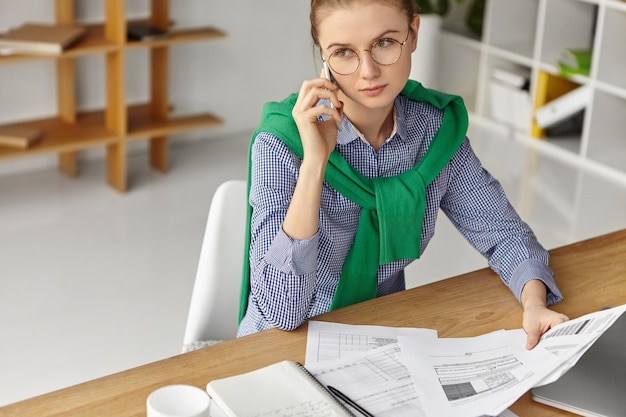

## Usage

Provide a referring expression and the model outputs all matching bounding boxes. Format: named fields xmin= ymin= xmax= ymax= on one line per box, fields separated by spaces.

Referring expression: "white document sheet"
xmin=305 ymin=321 xmax=519 ymax=417
xmin=397 ymin=329 xmax=561 ymax=417
xmin=307 ymin=342 xmax=427 ymax=416
xmin=533 ymin=303 xmax=626 ymax=385
xmin=305 ymin=320 xmax=437 ymax=364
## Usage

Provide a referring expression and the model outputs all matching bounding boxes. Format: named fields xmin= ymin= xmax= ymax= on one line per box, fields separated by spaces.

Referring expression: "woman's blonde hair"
xmin=310 ymin=0 xmax=417 ymax=47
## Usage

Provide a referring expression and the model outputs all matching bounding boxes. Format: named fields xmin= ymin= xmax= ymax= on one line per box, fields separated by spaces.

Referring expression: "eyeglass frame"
xmin=322 ymin=29 xmax=412 ymax=76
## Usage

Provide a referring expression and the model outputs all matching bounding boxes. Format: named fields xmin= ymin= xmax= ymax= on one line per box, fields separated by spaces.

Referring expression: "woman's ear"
xmin=410 ymin=14 xmax=420 ymax=52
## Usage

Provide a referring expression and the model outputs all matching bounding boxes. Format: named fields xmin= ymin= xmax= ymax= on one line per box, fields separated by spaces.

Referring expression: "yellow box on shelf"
xmin=531 ymin=71 xmax=583 ymax=139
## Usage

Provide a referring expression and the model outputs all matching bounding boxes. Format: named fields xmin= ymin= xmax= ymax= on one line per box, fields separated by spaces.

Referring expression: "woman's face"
xmin=317 ymin=2 xmax=419 ymax=114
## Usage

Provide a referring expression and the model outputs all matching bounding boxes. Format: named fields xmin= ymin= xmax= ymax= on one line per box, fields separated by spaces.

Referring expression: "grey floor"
xmin=1 ymin=120 xmax=625 ymax=407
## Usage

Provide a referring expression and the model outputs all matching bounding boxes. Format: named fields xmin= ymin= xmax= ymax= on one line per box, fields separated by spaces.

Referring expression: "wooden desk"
xmin=2 ymin=229 xmax=625 ymax=417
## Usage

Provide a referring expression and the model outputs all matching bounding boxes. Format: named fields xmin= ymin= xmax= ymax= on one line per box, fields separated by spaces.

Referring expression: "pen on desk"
xmin=327 ymin=385 xmax=375 ymax=417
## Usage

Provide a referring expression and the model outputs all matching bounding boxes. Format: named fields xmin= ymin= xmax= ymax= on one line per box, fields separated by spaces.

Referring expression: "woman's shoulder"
xmin=252 ymin=130 xmax=302 ymax=159
xmin=398 ymin=93 xmax=443 ymax=116
xmin=399 ymin=80 xmax=467 ymax=116
xmin=396 ymin=93 xmax=445 ymax=134
xmin=261 ymin=92 xmax=299 ymax=117
xmin=398 ymin=81 xmax=468 ymax=134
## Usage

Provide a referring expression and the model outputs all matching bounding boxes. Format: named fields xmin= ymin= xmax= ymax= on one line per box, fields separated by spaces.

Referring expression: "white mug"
xmin=146 ymin=384 xmax=210 ymax=417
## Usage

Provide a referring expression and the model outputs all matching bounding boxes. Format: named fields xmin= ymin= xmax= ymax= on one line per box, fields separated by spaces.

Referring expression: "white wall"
xmin=0 ymin=0 xmax=316 ymax=175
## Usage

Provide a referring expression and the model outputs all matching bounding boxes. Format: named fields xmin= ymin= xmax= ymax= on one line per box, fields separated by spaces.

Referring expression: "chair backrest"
xmin=183 ymin=180 xmax=247 ymax=347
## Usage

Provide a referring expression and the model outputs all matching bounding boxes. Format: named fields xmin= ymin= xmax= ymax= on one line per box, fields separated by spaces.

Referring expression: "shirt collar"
xmin=337 ymin=96 xmax=409 ymax=146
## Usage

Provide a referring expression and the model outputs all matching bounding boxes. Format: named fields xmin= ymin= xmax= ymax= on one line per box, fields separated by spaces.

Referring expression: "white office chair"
xmin=182 ymin=179 xmax=248 ymax=352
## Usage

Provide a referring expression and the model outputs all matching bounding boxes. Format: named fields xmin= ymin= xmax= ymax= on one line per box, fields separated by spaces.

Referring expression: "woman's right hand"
xmin=281 ymin=75 xmax=343 ymax=241
xmin=291 ymin=74 xmax=343 ymax=165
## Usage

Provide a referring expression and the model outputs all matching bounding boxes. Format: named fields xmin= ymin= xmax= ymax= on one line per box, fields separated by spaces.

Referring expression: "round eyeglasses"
xmin=324 ymin=30 xmax=411 ymax=76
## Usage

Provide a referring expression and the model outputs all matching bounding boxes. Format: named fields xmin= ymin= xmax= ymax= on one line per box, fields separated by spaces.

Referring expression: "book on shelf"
xmin=492 ymin=66 xmax=531 ymax=90
xmin=127 ymin=23 xmax=170 ymax=42
xmin=205 ymin=360 xmax=354 ymax=417
xmin=558 ymin=48 xmax=592 ymax=77
xmin=544 ymin=109 xmax=584 ymax=138
xmin=535 ymin=84 xmax=592 ymax=129
xmin=0 ymin=126 xmax=42 ymax=149
xmin=0 ymin=23 xmax=85 ymax=55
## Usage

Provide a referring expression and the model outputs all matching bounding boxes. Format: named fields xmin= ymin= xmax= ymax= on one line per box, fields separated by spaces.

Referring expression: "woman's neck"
xmin=343 ymin=101 xmax=395 ymax=150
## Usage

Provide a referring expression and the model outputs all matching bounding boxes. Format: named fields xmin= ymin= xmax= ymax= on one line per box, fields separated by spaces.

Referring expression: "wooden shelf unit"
xmin=0 ymin=0 xmax=226 ymax=191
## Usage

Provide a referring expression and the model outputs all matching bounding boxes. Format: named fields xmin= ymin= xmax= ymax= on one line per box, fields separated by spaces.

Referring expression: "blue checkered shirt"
xmin=237 ymin=94 xmax=563 ymax=337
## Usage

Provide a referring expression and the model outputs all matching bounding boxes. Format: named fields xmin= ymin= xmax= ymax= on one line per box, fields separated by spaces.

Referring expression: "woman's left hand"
xmin=523 ymin=304 xmax=569 ymax=349
xmin=521 ymin=279 xmax=569 ymax=350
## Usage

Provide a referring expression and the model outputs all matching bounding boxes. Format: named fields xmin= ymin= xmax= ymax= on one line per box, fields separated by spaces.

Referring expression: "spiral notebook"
xmin=206 ymin=360 xmax=354 ymax=417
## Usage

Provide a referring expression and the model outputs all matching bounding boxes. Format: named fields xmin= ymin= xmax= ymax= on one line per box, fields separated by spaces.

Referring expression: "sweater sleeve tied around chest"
xmin=238 ymin=80 xmax=468 ymax=322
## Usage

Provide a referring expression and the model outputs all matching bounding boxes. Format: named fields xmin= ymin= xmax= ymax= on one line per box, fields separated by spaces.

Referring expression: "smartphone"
xmin=322 ymin=61 xmax=336 ymax=111
xmin=322 ymin=61 xmax=342 ymax=131
xmin=323 ymin=61 xmax=336 ymax=84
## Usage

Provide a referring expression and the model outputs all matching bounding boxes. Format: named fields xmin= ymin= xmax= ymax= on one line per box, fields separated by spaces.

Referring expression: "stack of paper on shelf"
xmin=489 ymin=67 xmax=532 ymax=133
xmin=0 ymin=126 xmax=42 ymax=149
xmin=0 ymin=23 xmax=85 ymax=55
xmin=491 ymin=67 xmax=530 ymax=90
xmin=534 ymin=84 xmax=591 ymax=129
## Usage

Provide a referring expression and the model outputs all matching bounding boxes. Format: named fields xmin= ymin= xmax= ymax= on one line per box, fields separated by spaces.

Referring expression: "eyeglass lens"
xmin=328 ymin=38 xmax=404 ymax=75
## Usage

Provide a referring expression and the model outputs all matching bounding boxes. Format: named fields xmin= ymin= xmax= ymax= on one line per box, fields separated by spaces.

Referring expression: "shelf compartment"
xmin=125 ymin=104 xmax=223 ymax=140
xmin=63 ymin=23 xmax=122 ymax=56
xmin=483 ymin=56 xmax=532 ymax=132
xmin=586 ymin=90 xmax=626 ymax=174
xmin=484 ymin=0 xmax=539 ymax=60
xmin=441 ymin=1 xmax=484 ymax=41
xmin=540 ymin=0 xmax=597 ymax=69
xmin=531 ymin=71 xmax=583 ymax=155
xmin=0 ymin=110 xmax=118 ymax=160
xmin=596 ymin=7 xmax=626 ymax=90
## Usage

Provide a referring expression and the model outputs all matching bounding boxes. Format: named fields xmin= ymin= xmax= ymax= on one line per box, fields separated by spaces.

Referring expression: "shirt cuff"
xmin=510 ymin=258 xmax=564 ymax=306
xmin=265 ymin=227 xmax=319 ymax=275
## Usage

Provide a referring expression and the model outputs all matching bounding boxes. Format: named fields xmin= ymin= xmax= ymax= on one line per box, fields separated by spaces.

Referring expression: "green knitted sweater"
xmin=239 ymin=80 xmax=468 ymax=322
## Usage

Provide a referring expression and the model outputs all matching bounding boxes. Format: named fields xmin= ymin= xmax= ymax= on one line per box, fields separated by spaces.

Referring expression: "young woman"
xmin=237 ymin=0 xmax=569 ymax=348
